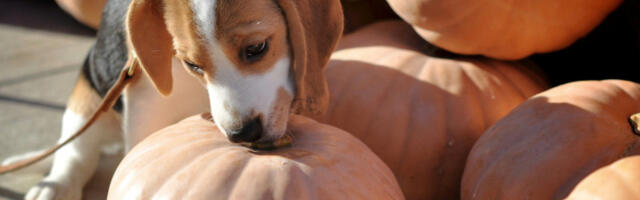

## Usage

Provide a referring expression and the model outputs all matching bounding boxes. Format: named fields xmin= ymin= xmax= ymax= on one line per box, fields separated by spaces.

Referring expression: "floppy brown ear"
xmin=126 ymin=0 xmax=174 ymax=96
xmin=276 ymin=0 xmax=344 ymax=116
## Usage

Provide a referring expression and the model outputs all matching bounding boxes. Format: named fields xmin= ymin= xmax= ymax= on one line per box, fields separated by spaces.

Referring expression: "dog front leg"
xmin=24 ymin=76 xmax=121 ymax=200
xmin=122 ymin=58 xmax=209 ymax=149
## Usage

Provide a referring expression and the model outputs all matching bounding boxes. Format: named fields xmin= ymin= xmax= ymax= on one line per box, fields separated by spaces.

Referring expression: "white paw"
xmin=24 ymin=180 xmax=81 ymax=200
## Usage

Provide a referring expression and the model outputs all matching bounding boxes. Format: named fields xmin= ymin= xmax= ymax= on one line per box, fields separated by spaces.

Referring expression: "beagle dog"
xmin=3 ymin=0 xmax=343 ymax=199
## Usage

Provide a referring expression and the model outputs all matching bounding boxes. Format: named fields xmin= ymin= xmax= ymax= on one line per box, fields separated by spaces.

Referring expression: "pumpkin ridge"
xmin=128 ymin=120 xmax=212 ymax=160
xmin=293 ymin=117 xmax=402 ymax=199
xmin=485 ymin=60 xmax=527 ymax=99
xmin=456 ymin=61 xmax=490 ymax=130
xmin=591 ymin=81 xmax=640 ymax=140
xmin=154 ymin=148 xmax=245 ymax=199
xmin=554 ymin=142 xmax=625 ymax=199
xmin=274 ymin=161 xmax=315 ymax=199
xmin=361 ymin=68 xmax=404 ymax=145
xmin=602 ymin=80 xmax=640 ymax=106
xmin=604 ymin=81 xmax=640 ymax=105
xmin=224 ymin=156 xmax=276 ymax=199
xmin=322 ymin=63 xmax=354 ymax=119
xmin=114 ymin=126 xmax=213 ymax=183
xmin=389 ymin=71 xmax=416 ymax=150
xmin=130 ymin=131 xmax=211 ymax=164
xmin=473 ymin=62 xmax=536 ymax=127
xmin=495 ymin=60 xmax=548 ymax=97
xmin=392 ymin=76 xmax=431 ymax=189
xmin=137 ymin=138 xmax=228 ymax=196
xmin=397 ymin=53 xmax=428 ymax=75
xmin=318 ymin=123 xmax=404 ymax=195
xmin=607 ymin=80 xmax=640 ymax=101
xmin=416 ymin=54 xmax=433 ymax=77
xmin=463 ymin=96 xmax=552 ymax=199
xmin=566 ymin=156 xmax=640 ymax=199
xmin=187 ymin=150 xmax=251 ymax=199
xmin=136 ymin=135 xmax=221 ymax=169
xmin=324 ymin=62 xmax=375 ymax=133
xmin=333 ymin=71 xmax=370 ymax=129
xmin=322 ymin=158 xmax=371 ymax=197
xmin=608 ymin=163 xmax=640 ymax=197
xmin=421 ymin=74 xmax=452 ymax=198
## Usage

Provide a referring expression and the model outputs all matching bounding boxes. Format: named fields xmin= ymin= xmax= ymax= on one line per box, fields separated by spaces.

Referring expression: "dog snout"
xmin=227 ymin=117 xmax=263 ymax=143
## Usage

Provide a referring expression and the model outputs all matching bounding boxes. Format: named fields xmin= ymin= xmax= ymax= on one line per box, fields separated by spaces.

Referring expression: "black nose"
xmin=228 ymin=117 xmax=262 ymax=143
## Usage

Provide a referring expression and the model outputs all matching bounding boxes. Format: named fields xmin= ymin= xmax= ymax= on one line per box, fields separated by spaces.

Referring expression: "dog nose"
xmin=228 ymin=117 xmax=262 ymax=143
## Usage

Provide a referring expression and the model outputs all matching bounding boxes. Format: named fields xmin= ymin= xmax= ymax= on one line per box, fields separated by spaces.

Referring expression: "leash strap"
xmin=0 ymin=59 xmax=139 ymax=175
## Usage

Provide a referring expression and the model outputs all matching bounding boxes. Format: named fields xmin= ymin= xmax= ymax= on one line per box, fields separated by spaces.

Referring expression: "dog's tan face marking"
xmin=215 ymin=0 xmax=289 ymax=75
xmin=164 ymin=0 xmax=293 ymax=142
xmin=163 ymin=0 xmax=214 ymax=80
xmin=268 ymin=87 xmax=294 ymax=137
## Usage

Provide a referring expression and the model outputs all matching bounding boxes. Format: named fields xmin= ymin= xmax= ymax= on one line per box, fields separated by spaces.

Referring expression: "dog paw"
xmin=24 ymin=180 xmax=81 ymax=200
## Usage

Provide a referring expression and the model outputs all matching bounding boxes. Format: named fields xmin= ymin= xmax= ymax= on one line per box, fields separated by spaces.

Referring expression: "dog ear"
xmin=126 ymin=0 xmax=174 ymax=96
xmin=276 ymin=0 xmax=344 ymax=116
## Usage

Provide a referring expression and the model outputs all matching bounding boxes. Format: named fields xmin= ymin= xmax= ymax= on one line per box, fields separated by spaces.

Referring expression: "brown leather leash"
xmin=0 ymin=58 xmax=139 ymax=175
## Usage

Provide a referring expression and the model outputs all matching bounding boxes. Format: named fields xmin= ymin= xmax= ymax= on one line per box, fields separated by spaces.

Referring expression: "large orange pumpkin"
xmin=107 ymin=114 xmax=404 ymax=200
xmin=567 ymin=155 xmax=640 ymax=200
xmin=461 ymin=80 xmax=640 ymax=200
xmin=386 ymin=0 xmax=623 ymax=60
xmin=316 ymin=20 xmax=548 ymax=199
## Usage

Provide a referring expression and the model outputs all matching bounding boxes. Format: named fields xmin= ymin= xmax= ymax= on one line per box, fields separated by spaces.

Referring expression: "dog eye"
xmin=184 ymin=60 xmax=204 ymax=75
xmin=242 ymin=40 xmax=269 ymax=62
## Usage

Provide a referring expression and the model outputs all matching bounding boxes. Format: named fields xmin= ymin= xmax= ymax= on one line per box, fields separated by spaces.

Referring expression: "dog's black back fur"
xmin=82 ymin=0 xmax=131 ymax=112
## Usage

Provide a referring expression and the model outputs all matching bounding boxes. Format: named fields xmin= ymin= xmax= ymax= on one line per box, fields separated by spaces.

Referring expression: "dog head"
xmin=125 ymin=0 xmax=343 ymax=143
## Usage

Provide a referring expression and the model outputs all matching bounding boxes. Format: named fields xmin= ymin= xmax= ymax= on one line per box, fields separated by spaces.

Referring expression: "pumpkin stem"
xmin=630 ymin=113 xmax=640 ymax=136
xmin=241 ymin=134 xmax=292 ymax=151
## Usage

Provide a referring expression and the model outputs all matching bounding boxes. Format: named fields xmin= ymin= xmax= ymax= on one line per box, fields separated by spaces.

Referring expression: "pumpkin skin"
xmin=461 ymin=80 xmax=640 ymax=200
xmin=317 ymin=20 xmax=548 ymax=200
xmin=55 ymin=0 xmax=106 ymax=29
xmin=107 ymin=114 xmax=404 ymax=200
xmin=386 ymin=0 xmax=623 ymax=60
xmin=567 ymin=155 xmax=640 ymax=200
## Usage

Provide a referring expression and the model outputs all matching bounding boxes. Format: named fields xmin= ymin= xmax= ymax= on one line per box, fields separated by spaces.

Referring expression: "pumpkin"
xmin=386 ymin=0 xmax=623 ymax=60
xmin=55 ymin=0 xmax=106 ymax=29
xmin=107 ymin=114 xmax=404 ymax=200
xmin=316 ymin=20 xmax=548 ymax=200
xmin=566 ymin=155 xmax=640 ymax=200
xmin=461 ymin=80 xmax=640 ymax=200
xmin=340 ymin=0 xmax=398 ymax=33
